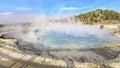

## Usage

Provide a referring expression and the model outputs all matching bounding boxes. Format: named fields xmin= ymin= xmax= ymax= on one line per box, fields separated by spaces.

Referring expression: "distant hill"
xmin=0 ymin=9 xmax=120 ymax=26
xmin=74 ymin=9 xmax=120 ymax=24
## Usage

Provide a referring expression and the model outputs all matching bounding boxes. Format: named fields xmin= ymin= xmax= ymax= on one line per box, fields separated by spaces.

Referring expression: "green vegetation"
xmin=0 ymin=25 xmax=3 ymax=28
xmin=74 ymin=9 xmax=120 ymax=24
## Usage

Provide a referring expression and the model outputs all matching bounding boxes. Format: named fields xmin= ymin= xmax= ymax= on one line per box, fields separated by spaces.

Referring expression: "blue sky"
xmin=0 ymin=0 xmax=120 ymax=16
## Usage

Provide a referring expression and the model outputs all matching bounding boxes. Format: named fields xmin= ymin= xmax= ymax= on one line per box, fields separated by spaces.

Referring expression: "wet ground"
xmin=0 ymin=40 xmax=66 ymax=68
xmin=1 ymin=38 xmax=120 ymax=68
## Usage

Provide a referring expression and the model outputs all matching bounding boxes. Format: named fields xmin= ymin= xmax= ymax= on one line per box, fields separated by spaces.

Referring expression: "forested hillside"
xmin=74 ymin=9 xmax=120 ymax=24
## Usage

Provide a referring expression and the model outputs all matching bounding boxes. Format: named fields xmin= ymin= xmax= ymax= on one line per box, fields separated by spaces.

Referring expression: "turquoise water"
xmin=35 ymin=32 xmax=120 ymax=50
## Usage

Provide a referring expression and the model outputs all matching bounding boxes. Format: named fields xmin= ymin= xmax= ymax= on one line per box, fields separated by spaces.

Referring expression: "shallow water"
xmin=34 ymin=32 xmax=120 ymax=50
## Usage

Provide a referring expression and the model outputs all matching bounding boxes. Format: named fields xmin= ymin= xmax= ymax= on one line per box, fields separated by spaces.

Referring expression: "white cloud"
xmin=0 ymin=12 xmax=13 ymax=15
xmin=0 ymin=14 xmax=44 ymax=24
xmin=60 ymin=6 xmax=93 ymax=11
xmin=16 ymin=7 xmax=32 ymax=11
xmin=61 ymin=7 xmax=80 ymax=10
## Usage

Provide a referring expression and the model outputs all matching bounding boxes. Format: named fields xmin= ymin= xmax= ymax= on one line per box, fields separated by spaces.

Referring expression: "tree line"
xmin=74 ymin=9 xmax=120 ymax=24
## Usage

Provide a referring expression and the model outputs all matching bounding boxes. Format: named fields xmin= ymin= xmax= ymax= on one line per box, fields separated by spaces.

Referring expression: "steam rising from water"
xmin=3 ymin=16 xmax=120 ymax=50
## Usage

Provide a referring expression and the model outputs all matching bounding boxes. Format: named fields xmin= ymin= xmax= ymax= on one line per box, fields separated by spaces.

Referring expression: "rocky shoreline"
xmin=0 ymin=24 xmax=120 ymax=68
xmin=0 ymin=33 xmax=120 ymax=68
xmin=17 ymin=41 xmax=120 ymax=68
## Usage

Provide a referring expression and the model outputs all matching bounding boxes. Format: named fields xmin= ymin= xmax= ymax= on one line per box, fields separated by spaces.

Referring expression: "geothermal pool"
xmin=33 ymin=31 xmax=120 ymax=50
xmin=7 ymin=23 xmax=120 ymax=51
xmin=23 ymin=23 xmax=120 ymax=51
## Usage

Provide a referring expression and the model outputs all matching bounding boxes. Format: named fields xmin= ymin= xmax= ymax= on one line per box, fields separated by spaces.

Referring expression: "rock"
xmin=0 ymin=33 xmax=15 ymax=39
xmin=16 ymin=40 xmax=42 ymax=55
xmin=43 ymin=58 xmax=67 ymax=67
xmin=105 ymin=63 xmax=120 ymax=68
xmin=95 ymin=24 xmax=120 ymax=32
xmin=74 ymin=62 xmax=102 ymax=68
xmin=114 ymin=32 xmax=120 ymax=38
xmin=78 ymin=56 xmax=87 ymax=62
xmin=0 ymin=38 xmax=17 ymax=45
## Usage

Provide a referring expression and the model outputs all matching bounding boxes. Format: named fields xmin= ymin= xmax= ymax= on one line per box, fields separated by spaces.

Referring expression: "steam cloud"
xmin=3 ymin=15 xmax=120 ymax=50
